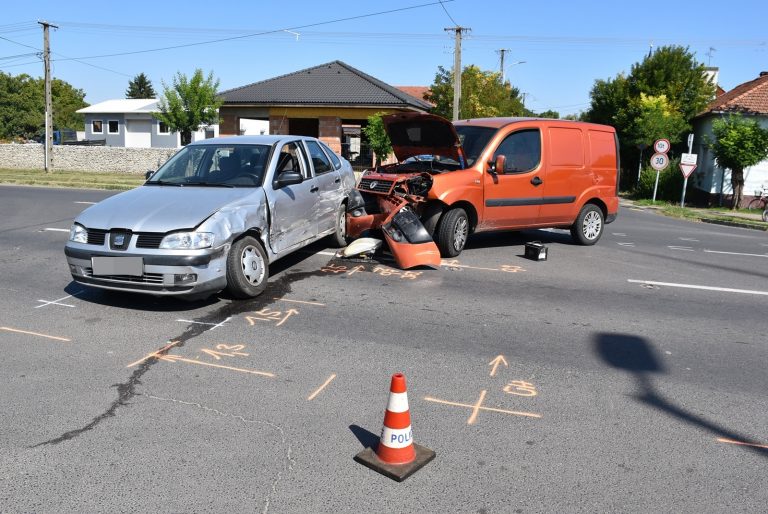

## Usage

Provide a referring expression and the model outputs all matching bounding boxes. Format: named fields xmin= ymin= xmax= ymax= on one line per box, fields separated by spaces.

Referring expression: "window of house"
xmin=108 ymin=120 xmax=119 ymax=134
xmin=158 ymin=121 xmax=169 ymax=134
xmin=305 ymin=140 xmax=333 ymax=175
xmin=92 ymin=120 xmax=103 ymax=134
xmin=493 ymin=129 xmax=541 ymax=173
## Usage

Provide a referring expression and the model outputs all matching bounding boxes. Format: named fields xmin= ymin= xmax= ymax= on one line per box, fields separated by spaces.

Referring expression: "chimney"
xmin=760 ymin=71 xmax=768 ymax=77
xmin=704 ymin=67 xmax=719 ymax=86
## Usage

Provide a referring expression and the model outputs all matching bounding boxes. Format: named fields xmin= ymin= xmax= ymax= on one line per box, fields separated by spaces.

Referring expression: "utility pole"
xmin=497 ymin=48 xmax=510 ymax=83
xmin=445 ymin=26 xmax=470 ymax=121
xmin=38 ymin=20 xmax=58 ymax=173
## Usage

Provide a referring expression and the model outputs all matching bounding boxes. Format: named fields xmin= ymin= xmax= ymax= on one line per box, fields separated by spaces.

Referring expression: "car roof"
xmin=190 ymin=135 xmax=316 ymax=146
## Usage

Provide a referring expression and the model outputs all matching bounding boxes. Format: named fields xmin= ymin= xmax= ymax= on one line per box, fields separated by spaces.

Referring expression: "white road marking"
xmin=628 ymin=279 xmax=768 ymax=296
xmin=613 ymin=233 xmax=627 ymax=237
xmin=617 ymin=242 xmax=635 ymax=247
xmin=668 ymin=246 xmax=695 ymax=251
xmin=35 ymin=293 xmax=81 ymax=308
xmin=75 ymin=201 xmax=97 ymax=205
xmin=41 ymin=228 xmax=69 ymax=233
xmin=176 ymin=316 xmax=232 ymax=330
xmin=679 ymin=237 xmax=699 ymax=242
xmin=703 ymin=249 xmax=768 ymax=258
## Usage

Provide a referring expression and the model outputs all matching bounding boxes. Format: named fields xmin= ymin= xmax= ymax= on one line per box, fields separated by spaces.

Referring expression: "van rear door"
xmin=538 ymin=126 xmax=589 ymax=224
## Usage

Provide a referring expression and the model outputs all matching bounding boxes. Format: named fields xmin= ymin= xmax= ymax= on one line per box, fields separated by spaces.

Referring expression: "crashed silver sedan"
xmin=65 ymin=135 xmax=355 ymax=298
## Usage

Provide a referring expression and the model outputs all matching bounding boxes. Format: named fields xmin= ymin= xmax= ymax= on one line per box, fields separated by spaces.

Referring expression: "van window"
xmin=549 ymin=127 xmax=584 ymax=166
xmin=494 ymin=129 xmax=541 ymax=173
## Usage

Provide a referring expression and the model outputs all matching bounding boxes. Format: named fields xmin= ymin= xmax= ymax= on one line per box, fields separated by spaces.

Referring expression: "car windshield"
xmin=455 ymin=126 xmax=497 ymax=166
xmin=147 ymin=144 xmax=272 ymax=187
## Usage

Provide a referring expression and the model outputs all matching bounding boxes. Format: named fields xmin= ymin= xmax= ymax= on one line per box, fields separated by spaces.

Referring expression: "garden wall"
xmin=0 ymin=144 xmax=176 ymax=174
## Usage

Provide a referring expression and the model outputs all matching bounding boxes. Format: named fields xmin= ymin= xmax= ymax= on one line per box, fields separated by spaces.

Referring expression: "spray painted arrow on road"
xmin=488 ymin=355 xmax=508 ymax=377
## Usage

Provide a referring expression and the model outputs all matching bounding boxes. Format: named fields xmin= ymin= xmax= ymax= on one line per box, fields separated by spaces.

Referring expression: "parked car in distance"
xmin=65 ymin=135 xmax=355 ymax=298
xmin=347 ymin=113 xmax=620 ymax=264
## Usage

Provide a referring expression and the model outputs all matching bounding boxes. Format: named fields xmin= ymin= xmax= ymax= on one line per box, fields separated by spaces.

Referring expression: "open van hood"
xmin=383 ymin=112 xmax=464 ymax=164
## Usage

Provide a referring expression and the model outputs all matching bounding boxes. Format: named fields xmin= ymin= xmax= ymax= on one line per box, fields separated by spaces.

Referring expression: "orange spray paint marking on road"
xmin=424 ymin=393 xmax=541 ymax=425
xmin=126 ymin=340 xmax=181 ymax=368
xmin=307 ymin=374 xmax=337 ymax=401
xmin=159 ymin=354 xmax=275 ymax=377
xmin=0 ymin=326 xmax=70 ymax=342
xmin=717 ymin=438 xmax=768 ymax=449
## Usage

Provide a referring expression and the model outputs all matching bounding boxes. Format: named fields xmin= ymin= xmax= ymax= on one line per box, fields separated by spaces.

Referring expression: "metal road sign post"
xmin=680 ymin=133 xmax=697 ymax=207
xmin=650 ymin=151 xmax=669 ymax=202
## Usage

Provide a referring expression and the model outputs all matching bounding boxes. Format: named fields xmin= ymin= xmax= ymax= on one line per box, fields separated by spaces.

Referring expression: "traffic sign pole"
xmin=680 ymin=134 xmax=695 ymax=207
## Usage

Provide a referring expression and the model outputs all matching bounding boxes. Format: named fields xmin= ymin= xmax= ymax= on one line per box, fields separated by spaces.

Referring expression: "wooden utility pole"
xmin=445 ymin=26 xmax=470 ymax=121
xmin=39 ymin=20 xmax=58 ymax=172
xmin=498 ymin=48 xmax=510 ymax=83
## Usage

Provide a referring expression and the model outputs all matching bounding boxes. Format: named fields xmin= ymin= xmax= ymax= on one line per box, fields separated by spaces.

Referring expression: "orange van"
xmin=346 ymin=113 xmax=620 ymax=267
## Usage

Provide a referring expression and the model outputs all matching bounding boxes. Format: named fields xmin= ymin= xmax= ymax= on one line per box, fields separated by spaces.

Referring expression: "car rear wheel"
xmin=435 ymin=207 xmax=469 ymax=257
xmin=570 ymin=204 xmax=604 ymax=245
xmin=328 ymin=203 xmax=348 ymax=247
xmin=226 ymin=236 xmax=269 ymax=298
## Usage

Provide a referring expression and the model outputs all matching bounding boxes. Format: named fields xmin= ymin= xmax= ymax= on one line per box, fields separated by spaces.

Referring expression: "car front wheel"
xmin=225 ymin=236 xmax=269 ymax=298
xmin=435 ymin=207 xmax=469 ymax=257
xmin=328 ymin=203 xmax=348 ymax=247
xmin=570 ymin=204 xmax=604 ymax=245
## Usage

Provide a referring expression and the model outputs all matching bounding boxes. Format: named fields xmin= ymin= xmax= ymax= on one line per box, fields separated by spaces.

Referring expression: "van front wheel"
xmin=435 ymin=207 xmax=469 ymax=257
xmin=570 ymin=204 xmax=604 ymax=245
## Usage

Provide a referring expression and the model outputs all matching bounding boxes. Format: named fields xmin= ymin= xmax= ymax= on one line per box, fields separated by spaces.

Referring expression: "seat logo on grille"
xmin=114 ymin=234 xmax=125 ymax=246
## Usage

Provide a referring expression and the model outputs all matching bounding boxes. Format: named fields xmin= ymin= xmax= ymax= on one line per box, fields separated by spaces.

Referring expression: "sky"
xmin=1 ymin=0 xmax=767 ymax=117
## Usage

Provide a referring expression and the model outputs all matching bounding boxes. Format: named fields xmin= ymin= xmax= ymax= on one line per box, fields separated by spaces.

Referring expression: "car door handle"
xmin=310 ymin=186 xmax=320 ymax=193
xmin=531 ymin=176 xmax=543 ymax=186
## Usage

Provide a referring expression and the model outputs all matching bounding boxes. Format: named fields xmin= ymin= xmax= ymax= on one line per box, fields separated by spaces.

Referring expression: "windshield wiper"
xmin=183 ymin=181 xmax=236 ymax=188
xmin=145 ymin=180 xmax=182 ymax=186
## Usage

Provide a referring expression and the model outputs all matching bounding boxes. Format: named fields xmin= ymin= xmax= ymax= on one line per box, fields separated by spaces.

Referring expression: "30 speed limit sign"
xmin=650 ymin=152 xmax=669 ymax=171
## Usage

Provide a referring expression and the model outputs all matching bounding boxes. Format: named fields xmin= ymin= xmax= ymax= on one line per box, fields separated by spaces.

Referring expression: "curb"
xmin=699 ymin=218 xmax=768 ymax=231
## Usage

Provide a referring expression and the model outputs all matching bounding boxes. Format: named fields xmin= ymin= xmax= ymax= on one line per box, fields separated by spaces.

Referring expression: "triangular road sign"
xmin=680 ymin=163 xmax=696 ymax=178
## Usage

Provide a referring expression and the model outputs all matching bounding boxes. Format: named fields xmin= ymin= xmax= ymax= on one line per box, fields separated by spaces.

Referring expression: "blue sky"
xmin=1 ymin=0 xmax=766 ymax=116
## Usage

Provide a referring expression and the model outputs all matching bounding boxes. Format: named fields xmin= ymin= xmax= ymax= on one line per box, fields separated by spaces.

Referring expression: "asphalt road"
xmin=1 ymin=185 xmax=766 ymax=513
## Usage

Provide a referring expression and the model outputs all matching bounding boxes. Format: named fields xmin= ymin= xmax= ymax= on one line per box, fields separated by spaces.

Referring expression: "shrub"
xmin=636 ymin=157 xmax=684 ymax=202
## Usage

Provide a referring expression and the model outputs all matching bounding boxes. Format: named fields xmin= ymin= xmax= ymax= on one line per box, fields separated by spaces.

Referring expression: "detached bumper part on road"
xmin=64 ymin=244 xmax=228 ymax=295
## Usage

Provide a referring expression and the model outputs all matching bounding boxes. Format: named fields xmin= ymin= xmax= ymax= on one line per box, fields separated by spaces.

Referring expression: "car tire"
xmin=570 ymin=203 xmax=604 ymax=245
xmin=435 ymin=207 xmax=469 ymax=257
xmin=328 ymin=203 xmax=348 ymax=247
xmin=225 ymin=236 xmax=269 ymax=298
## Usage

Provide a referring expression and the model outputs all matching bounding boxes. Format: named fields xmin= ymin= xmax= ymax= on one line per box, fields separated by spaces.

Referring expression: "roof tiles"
xmin=702 ymin=73 xmax=768 ymax=115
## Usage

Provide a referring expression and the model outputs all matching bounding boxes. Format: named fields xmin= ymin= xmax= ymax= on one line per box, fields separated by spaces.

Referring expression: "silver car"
xmin=65 ymin=135 xmax=356 ymax=298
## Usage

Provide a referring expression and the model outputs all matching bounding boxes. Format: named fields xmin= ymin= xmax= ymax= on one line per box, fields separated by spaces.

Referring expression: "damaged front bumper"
xmin=345 ymin=185 xmax=441 ymax=269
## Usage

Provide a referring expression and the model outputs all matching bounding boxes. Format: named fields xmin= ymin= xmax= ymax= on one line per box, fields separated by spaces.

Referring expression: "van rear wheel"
xmin=435 ymin=207 xmax=469 ymax=257
xmin=570 ymin=204 xmax=604 ymax=245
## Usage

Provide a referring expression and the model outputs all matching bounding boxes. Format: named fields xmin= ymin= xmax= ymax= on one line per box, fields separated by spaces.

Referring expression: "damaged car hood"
xmin=75 ymin=185 xmax=262 ymax=233
xmin=383 ymin=112 xmax=464 ymax=164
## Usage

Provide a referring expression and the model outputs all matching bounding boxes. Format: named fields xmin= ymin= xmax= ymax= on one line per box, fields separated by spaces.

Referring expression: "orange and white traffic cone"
xmin=354 ymin=373 xmax=435 ymax=482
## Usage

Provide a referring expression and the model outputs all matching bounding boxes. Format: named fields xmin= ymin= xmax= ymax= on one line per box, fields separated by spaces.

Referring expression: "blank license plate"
xmin=91 ymin=256 xmax=143 ymax=276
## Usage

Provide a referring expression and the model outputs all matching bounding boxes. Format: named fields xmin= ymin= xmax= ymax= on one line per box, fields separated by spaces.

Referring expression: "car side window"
xmin=306 ymin=140 xmax=333 ymax=175
xmin=494 ymin=129 xmax=541 ymax=173
xmin=276 ymin=142 xmax=310 ymax=179
xmin=319 ymin=141 xmax=342 ymax=170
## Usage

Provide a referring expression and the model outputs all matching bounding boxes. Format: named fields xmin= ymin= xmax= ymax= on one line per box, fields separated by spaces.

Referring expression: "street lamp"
xmin=502 ymin=60 xmax=526 ymax=84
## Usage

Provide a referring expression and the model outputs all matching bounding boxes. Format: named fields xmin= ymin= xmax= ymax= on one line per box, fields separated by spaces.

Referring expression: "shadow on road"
xmin=349 ymin=424 xmax=379 ymax=450
xmin=594 ymin=332 xmax=767 ymax=458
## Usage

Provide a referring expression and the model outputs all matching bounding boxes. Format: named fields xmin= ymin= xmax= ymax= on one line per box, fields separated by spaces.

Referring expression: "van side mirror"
xmin=276 ymin=171 xmax=303 ymax=187
xmin=490 ymin=155 xmax=506 ymax=175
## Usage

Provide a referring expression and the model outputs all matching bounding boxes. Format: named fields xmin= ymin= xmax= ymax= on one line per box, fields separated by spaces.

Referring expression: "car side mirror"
xmin=276 ymin=171 xmax=303 ymax=187
xmin=145 ymin=170 xmax=155 ymax=180
xmin=489 ymin=155 xmax=506 ymax=175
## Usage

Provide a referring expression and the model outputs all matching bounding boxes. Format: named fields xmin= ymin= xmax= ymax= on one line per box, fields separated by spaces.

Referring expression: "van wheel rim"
xmin=454 ymin=217 xmax=468 ymax=251
xmin=583 ymin=211 xmax=602 ymax=240
xmin=241 ymin=245 xmax=265 ymax=285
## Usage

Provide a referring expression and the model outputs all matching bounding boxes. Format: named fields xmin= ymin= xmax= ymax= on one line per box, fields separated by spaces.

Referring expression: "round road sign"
xmin=650 ymin=152 xmax=669 ymax=171
xmin=654 ymin=139 xmax=671 ymax=154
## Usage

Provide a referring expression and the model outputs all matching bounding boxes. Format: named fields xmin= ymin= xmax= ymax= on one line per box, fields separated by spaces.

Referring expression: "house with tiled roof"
xmin=218 ymin=60 xmax=431 ymax=170
xmin=691 ymin=71 xmax=768 ymax=206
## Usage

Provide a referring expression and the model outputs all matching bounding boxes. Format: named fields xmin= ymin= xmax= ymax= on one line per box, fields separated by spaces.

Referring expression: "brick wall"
xmin=0 ymin=144 xmax=177 ymax=174
xmin=319 ymin=116 xmax=342 ymax=153
xmin=269 ymin=115 xmax=289 ymax=135
xmin=219 ymin=113 xmax=238 ymax=136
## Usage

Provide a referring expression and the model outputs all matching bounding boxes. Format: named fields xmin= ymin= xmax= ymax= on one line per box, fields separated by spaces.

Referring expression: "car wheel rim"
xmin=453 ymin=217 xmax=468 ymax=251
xmin=583 ymin=211 xmax=602 ymax=240
xmin=338 ymin=210 xmax=346 ymax=238
xmin=241 ymin=245 xmax=265 ymax=285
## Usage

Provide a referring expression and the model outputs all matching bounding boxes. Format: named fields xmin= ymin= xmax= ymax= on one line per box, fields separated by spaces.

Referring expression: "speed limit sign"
xmin=654 ymin=139 xmax=671 ymax=154
xmin=650 ymin=152 xmax=669 ymax=171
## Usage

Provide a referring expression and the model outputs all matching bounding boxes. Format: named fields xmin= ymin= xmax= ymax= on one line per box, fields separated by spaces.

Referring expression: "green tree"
xmin=709 ymin=114 xmax=768 ymax=209
xmin=361 ymin=112 xmax=392 ymax=168
xmin=155 ymin=69 xmax=222 ymax=146
xmin=125 ymin=73 xmax=156 ymax=99
xmin=426 ymin=65 xmax=525 ymax=120
xmin=0 ymin=72 xmax=86 ymax=141
xmin=627 ymin=93 xmax=688 ymax=147
xmin=536 ymin=110 xmax=560 ymax=119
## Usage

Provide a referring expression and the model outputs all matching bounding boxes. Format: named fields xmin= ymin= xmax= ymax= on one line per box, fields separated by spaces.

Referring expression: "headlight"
xmin=159 ymin=232 xmax=214 ymax=250
xmin=69 ymin=223 xmax=87 ymax=243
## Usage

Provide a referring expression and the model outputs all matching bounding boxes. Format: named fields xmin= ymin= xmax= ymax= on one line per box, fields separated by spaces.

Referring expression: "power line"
xmin=51 ymin=1 xmax=457 ymax=62
xmin=438 ymin=0 xmax=459 ymax=26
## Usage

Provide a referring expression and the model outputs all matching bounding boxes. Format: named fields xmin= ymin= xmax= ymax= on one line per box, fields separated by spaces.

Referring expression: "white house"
xmin=77 ymin=99 xmax=218 ymax=148
xmin=691 ymin=71 xmax=768 ymax=206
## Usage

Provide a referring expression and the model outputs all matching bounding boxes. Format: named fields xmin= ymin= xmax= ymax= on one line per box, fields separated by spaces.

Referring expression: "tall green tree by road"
xmin=0 ymin=72 xmax=87 ymax=141
xmin=156 ymin=69 xmax=222 ymax=146
xmin=125 ymin=73 xmax=156 ymax=99
xmin=709 ymin=114 xmax=768 ymax=209
xmin=627 ymin=93 xmax=688 ymax=147
xmin=362 ymin=112 xmax=392 ymax=168
xmin=427 ymin=65 xmax=526 ymax=120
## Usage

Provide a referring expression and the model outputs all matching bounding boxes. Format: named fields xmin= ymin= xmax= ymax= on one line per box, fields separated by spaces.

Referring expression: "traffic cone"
xmin=354 ymin=373 xmax=436 ymax=482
